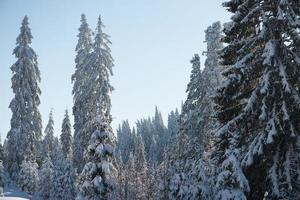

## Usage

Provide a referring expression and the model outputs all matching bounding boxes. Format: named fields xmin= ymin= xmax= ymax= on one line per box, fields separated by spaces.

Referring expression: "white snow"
xmin=266 ymin=118 xmax=277 ymax=144
xmin=262 ymin=40 xmax=275 ymax=66
xmin=1 ymin=185 xmax=30 ymax=200
xmin=260 ymin=71 xmax=270 ymax=94
xmin=279 ymin=61 xmax=291 ymax=93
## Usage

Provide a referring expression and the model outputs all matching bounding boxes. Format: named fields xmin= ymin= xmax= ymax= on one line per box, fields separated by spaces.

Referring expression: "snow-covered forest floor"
xmin=0 ymin=185 xmax=30 ymax=200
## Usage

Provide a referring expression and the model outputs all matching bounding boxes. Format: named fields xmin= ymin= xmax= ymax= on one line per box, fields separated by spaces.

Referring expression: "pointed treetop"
xmin=137 ymin=133 xmax=143 ymax=145
xmin=45 ymin=109 xmax=54 ymax=134
xmin=132 ymin=126 xmax=136 ymax=135
xmin=175 ymin=108 xmax=179 ymax=115
xmin=187 ymin=53 xmax=201 ymax=88
xmin=96 ymin=15 xmax=103 ymax=33
xmin=65 ymin=109 xmax=69 ymax=117
xmin=80 ymin=13 xmax=87 ymax=22
xmin=191 ymin=54 xmax=200 ymax=65
xmin=97 ymin=15 xmax=104 ymax=28
xmin=75 ymin=13 xmax=92 ymax=53
xmin=204 ymin=21 xmax=223 ymax=57
xmin=205 ymin=21 xmax=221 ymax=39
xmin=17 ymin=15 xmax=33 ymax=46
xmin=49 ymin=108 xmax=53 ymax=118
xmin=22 ymin=15 xmax=29 ymax=25
xmin=94 ymin=15 xmax=105 ymax=49
xmin=154 ymin=106 xmax=164 ymax=126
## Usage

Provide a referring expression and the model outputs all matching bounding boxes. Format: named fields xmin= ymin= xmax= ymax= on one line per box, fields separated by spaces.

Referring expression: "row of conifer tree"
xmin=1 ymin=0 xmax=300 ymax=199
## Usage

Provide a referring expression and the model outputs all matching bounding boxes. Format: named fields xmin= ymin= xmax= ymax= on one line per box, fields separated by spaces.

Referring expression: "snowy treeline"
xmin=116 ymin=107 xmax=180 ymax=166
xmin=2 ymin=0 xmax=300 ymax=199
xmin=114 ymin=107 xmax=180 ymax=199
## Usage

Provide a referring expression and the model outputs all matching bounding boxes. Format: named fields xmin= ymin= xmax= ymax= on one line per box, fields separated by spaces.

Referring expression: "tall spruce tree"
xmin=152 ymin=107 xmax=168 ymax=164
xmin=72 ymin=13 xmax=93 ymax=171
xmin=161 ymin=55 xmax=204 ymax=199
xmin=162 ymin=23 xmax=224 ymax=197
xmin=43 ymin=110 xmax=55 ymax=159
xmin=213 ymin=0 xmax=300 ymax=199
xmin=179 ymin=54 xmax=202 ymax=139
xmin=61 ymin=109 xmax=72 ymax=158
xmin=200 ymin=21 xmax=224 ymax=148
xmin=6 ymin=16 xmax=42 ymax=178
xmin=83 ymin=15 xmax=114 ymax=123
xmin=77 ymin=15 xmax=116 ymax=200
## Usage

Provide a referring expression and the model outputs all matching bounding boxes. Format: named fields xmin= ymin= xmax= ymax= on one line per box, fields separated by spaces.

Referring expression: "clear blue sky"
xmin=0 ymin=0 xmax=230 ymax=139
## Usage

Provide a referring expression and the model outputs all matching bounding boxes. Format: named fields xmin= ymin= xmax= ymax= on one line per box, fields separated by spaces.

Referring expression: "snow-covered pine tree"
xmin=214 ymin=0 xmax=300 ymax=199
xmin=147 ymin=165 xmax=158 ymax=200
xmin=161 ymin=31 xmax=224 ymax=196
xmin=116 ymin=120 xmax=135 ymax=163
xmin=115 ymin=157 xmax=126 ymax=200
xmin=18 ymin=156 xmax=39 ymax=195
xmin=167 ymin=108 xmax=180 ymax=138
xmin=124 ymin=153 xmax=136 ymax=200
xmin=214 ymin=125 xmax=249 ymax=200
xmin=134 ymin=135 xmax=148 ymax=200
xmin=43 ymin=110 xmax=55 ymax=159
xmin=187 ymin=158 xmax=210 ymax=199
xmin=179 ymin=54 xmax=202 ymax=139
xmin=76 ymin=15 xmax=116 ymax=200
xmin=200 ymin=21 xmax=224 ymax=148
xmin=179 ymin=22 xmax=224 ymax=153
xmin=156 ymin=129 xmax=188 ymax=199
xmin=51 ymin=149 xmax=76 ymax=200
xmin=61 ymin=109 xmax=72 ymax=158
xmin=136 ymin=118 xmax=153 ymax=162
xmin=84 ymin=15 xmax=114 ymax=123
xmin=35 ymin=154 xmax=53 ymax=200
xmin=157 ymin=151 xmax=170 ymax=199
xmin=160 ymin=55 xmax=203 ymax=199
xmin=75 ymin=14 xmax=114 ymax=174
xmin=152 ymin=107 xmax=168 ymax=164
xmin=6 ymin=16 xmax=42 ymax=178
xmin=61 ymin=156 xmax=76 ymax=200
xmin=148 ymin=135 xmax=158 ymax=166
xmin=72 ymin=13 xmax=93 ymax=171
xmin=77 ymin=117 xmax=116 ymax=200
xmin=49 ymin=145 xmax=64 ymax=200
xmin=135 ymin=107 xmax=168 ymax=166
xmin=76 ymin=15 xmax=115 ymax=199
xmin=50 ymin=137 xmax=63 ymax=164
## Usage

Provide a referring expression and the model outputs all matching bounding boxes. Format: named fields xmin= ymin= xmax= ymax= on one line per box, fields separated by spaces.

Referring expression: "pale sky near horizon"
xmin=0 ymin=0 xmax=231 ymax=140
